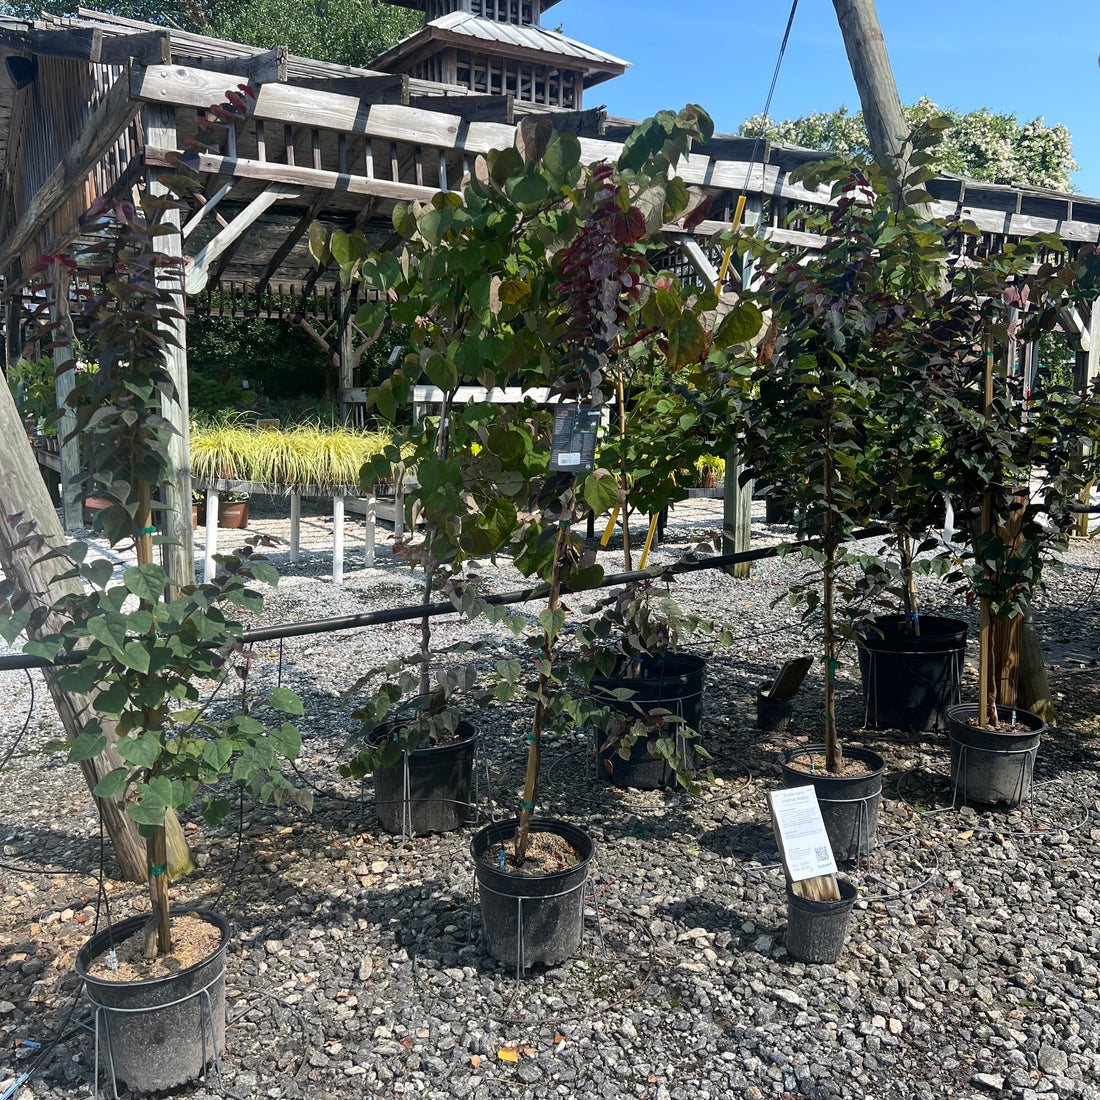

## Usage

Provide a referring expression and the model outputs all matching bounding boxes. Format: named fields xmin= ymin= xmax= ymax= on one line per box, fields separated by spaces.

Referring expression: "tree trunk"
xmin=0 ymin=378 xmax=193 ymax=883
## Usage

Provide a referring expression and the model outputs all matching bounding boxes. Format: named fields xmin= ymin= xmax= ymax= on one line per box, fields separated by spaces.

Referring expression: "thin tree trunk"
xmin=0 ymin=377 xmax=192 ymax=883
xmin=822 ymin=442 xmax=843 ymax=775
xmin=514 ymin=492 xmax=573 ymax=863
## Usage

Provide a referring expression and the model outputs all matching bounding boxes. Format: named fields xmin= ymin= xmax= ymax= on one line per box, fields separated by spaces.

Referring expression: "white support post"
xmin=333 ymin=493 xmax=345 ymax=584
xmin=203 ymin=489 xmax=218 ymax=583
xmin=363 ymin=491 xmax=376 ymax=567
xmin=289 ymin=488 xmax=301 ymax=562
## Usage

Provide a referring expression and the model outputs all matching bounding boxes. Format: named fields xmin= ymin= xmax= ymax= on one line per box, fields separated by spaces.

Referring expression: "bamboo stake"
xmin=979 ymin=339 xmax=995 ymax=729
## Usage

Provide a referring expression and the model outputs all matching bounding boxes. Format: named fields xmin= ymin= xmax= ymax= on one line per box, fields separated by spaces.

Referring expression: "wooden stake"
xmin=979 ymin=339 xmax=996 ymax=729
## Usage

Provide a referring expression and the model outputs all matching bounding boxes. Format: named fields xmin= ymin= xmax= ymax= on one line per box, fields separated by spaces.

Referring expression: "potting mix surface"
xmin=478 ymin=831 xmax=583 ymax=875
xmin=84 ymin=914 xmax=222 ymax=982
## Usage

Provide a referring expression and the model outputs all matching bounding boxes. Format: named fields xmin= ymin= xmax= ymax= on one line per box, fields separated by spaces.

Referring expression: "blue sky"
xmin=556 ymin=1 xmax=1100 ymax=196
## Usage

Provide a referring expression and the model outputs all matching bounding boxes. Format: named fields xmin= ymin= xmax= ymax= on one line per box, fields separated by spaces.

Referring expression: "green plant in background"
xmin=7 ymin=355 xmax=57 ymax=434
xmin=330 ymin=106 xmax=760 ymax=854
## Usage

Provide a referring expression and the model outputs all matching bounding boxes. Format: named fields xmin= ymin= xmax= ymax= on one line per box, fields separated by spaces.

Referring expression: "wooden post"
xmin=49 ymin=262 xmax=83 ymax=530
xmin=723 ymin=444 xmax=753 ymax=578
xmin=143 ymin=103 xmax=196 ymax=589
xmin=337 ymin=287 xmax=357 ymax=425
xmin=832 ymin=0 xmax=916 ymax=198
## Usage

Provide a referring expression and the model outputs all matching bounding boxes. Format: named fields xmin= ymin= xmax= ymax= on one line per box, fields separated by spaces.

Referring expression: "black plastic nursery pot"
xmin=780 ymin=745 xmax=886 ymax=864
xmin=471 ymin=818 xmax=594 ymax=972
xmin=591 ymin=653 xmax=706 ymax=789
xmin=373 ymin=721 xmax=477 ymax=836
xmin=74 ymin=908 xmax=230 ymax=1094
xmin=947 ymin=703 xmax=1045 ymax=807
xmin=786 ymin=877 xmax=858 ymax=964
xmin=756 ymin=684 xmax=794 ymax=732
xmin=858 ymin=615 xmax=968 ymax=732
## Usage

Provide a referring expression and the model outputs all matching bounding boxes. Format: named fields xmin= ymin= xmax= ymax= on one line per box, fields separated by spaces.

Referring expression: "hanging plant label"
xmin=549 ymin=403 xmax=600 ymax=472
xmin=768 ymin=785 xmax=838 ymax=882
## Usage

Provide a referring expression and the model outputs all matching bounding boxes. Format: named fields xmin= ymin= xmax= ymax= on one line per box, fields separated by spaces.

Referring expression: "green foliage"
xmin=7 ymin=356 xmax=58 ymax=434
xmin=0 ymin=1 xmax=421 ymax=68
xmin=323 ymin=107 xmax=754 ymax=816
xmin=740 ymin=96 xmax=1079 ymax=191
xmin=0 ymin=540 xmax=310 ymax=831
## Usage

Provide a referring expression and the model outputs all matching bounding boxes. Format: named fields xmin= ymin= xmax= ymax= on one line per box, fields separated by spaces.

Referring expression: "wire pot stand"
xmin=861 ymin=646 xmax=965 ymax=734
xmin=85 ymin=962 xmax=225 ymax=1100
xmin=366 ymin=737 xmax=497 ymax=841
xmin=472 ymin=871 xmax=606 ymax=982
xmin=948 ymin=739 xmax=1038 ymax=811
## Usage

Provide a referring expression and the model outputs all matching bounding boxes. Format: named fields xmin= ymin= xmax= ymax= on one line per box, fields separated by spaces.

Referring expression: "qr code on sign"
xmin=814 ymin=846 xmax=829 ymax=862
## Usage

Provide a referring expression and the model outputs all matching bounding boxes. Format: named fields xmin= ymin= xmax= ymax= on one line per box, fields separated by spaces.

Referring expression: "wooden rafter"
xmin=185 ymin=183 xmax=300 ymax=294
xmin=255 ymin=189 xmax=328 ymax=298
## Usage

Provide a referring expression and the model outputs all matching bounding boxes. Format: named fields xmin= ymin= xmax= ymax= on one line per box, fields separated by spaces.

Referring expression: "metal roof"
xmin=371 ymin=12 xmax=630 ymax=80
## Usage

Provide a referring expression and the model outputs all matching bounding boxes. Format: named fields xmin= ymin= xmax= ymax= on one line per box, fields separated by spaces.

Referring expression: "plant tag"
xmin=549 ymin=403 xmax=601 ymax=473
xmin=768 ymin=785 xmax=838 ymax=882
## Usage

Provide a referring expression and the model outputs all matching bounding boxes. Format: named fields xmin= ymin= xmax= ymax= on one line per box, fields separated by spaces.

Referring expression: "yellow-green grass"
xmin=190 ymin=421 xmax=394 ymax=489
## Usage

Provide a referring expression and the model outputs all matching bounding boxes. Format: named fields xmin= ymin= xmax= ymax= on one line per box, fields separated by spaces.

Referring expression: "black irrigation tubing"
xmin=0 ymin=526 xmax=892 ymax=673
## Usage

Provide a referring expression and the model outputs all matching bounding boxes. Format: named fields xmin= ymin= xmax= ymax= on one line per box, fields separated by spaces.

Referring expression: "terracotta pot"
xmin=699 ymin=467 xmax=719 ymax=489
xmin=217 ymin=500 xmax=249 ymax=529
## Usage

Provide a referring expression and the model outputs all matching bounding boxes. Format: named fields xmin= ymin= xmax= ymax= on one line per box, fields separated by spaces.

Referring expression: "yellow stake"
xmin=601 ymin=507 xmax=620 ymax=546
xmin=638 ymin=513 xmax=660 ymax=570
xmin=717 ymin=194 xmax=748 ymax=286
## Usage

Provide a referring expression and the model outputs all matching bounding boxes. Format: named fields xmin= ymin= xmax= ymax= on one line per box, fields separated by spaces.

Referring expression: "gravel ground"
xmin=2 ymin=496 xmax=1100 ymax=1100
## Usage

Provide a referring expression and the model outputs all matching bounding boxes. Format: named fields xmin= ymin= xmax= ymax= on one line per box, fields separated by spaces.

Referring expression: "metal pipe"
xmin=0 ymin=525 xmax=892 ymax=671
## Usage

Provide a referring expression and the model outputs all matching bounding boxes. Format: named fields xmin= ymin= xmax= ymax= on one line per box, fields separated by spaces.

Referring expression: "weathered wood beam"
xmin=185 ymin=183 xmax=301 ymax=294
xmin=293 ymin=73 xmax=408 ymax=104
xmin=147 ymin=146 xmax=438 ymax=207
xmin=411 ymin=92 xmax=514 ymax=125
xmin=1058 ymin=303 xmax=1090 ymax=352
xmin=256 ymin=189 xmax=328 ymax=298
xmin=131 ymin=63 xmax=624 ymax=163
xmin=0 ymin=62 xmax=140 ymax=278
xmin=182 ymin=178 xmax=251 ymax=239
xmin=173 ymin=46 xmax=288 ymax=84
xmin=0 ymin=25 xmax=169 ymax=65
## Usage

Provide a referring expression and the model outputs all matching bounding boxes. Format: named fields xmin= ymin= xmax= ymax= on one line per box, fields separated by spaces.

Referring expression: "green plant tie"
xmin=147 ymin=863 xmax=166 ymax=876
xmin=136 ymin=526 xmax=156 ymax=535
xmin=559 ymin=520 xmax=571 ymax=528
xmin=526 ymin=735 xmax=540 ymax=744
xmin=520 ymin=800 xmax=535 ymax=810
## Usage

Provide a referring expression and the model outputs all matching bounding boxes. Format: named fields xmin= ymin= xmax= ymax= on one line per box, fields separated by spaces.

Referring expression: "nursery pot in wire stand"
xmin=858 ymin=615 xmax=968 ymax=732
xmin=780 ymin=746 xmax=885 ymax=864
xmin=591 ymin=653 xmax=706 ymax=789
xmin=785 ymin=877 xmax=858 ymax=964
xmin=471 ymin=818 xmax=594 ymax=974
xmin=946 ymin=703 xmax=1044 ymax=807
xmin=372 ymin=722 xmax=478 ymax=836
xmin=74 ymin=908 xmax=230 ymax=1096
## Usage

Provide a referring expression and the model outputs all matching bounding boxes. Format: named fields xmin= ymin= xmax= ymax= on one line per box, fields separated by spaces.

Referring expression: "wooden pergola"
xmin=3 ymin=8 xmax=1099 ymax=584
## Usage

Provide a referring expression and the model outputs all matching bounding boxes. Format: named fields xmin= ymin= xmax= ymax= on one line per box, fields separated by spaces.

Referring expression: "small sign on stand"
xmin=767 ymin=785 xmax=841 ymax=902
xmin=549 ymin=403 xmax=601 ymax=473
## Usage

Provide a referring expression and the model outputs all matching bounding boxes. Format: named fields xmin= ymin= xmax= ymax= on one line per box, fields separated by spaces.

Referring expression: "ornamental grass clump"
xmin=190 ymin=419 xmax=392 ymax=488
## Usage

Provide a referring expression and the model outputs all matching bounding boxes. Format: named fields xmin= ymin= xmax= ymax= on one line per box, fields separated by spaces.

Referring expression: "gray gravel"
xmin=2 ymin=496 xmax=1100 ymax=1100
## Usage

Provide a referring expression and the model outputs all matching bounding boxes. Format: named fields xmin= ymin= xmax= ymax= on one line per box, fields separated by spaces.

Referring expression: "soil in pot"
xmin=592 ymin=653 xmax=705 ymax=789
xmin=75 ymin=908 xmax=229 ymax=1094
xmin=786 ymin=876 xmax=858 ymax=963
xmin=858 ymin=615 xmax=967 ymax=732
xmin=372 ymin=721 xmax=477 ymax=836
xmin=471 ymin=818 xmax=594 ymax=971
xmin=947 ymin=703 xmax=1044 ymax=806
xmin=780 ymin=745 xmax=885 ymax=864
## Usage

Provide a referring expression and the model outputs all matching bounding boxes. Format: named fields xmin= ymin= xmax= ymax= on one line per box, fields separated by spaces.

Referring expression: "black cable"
xmin=0 ymin=670 xmax=35 ymax=772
